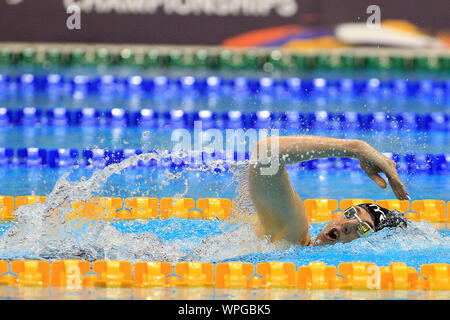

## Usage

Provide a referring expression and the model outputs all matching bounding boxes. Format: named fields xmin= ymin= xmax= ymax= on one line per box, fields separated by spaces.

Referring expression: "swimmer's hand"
xmin=356 ymin=140 xmax=410 ymax=200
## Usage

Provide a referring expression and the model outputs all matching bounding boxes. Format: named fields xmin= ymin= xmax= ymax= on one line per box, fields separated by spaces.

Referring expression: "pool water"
xmin=0 ymin=166 xmax=449 ymax=200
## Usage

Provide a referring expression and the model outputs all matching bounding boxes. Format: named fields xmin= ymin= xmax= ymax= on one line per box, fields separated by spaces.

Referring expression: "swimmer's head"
xmin=312 ymin=203 xmax=408 ymax=246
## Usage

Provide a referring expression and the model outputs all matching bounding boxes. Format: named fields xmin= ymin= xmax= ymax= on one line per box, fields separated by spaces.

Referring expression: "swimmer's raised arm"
xmin=248 ymin=135 xmax=408 ymax=245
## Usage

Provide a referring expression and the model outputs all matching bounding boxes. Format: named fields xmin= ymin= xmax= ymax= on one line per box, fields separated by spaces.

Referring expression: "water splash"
xmin=227 ymin=220 xmax=450 ymax=270
xmin=0 ymin=152 xmax=447 ymax=268
xmin=0 ymin=152 xmax=279 ymax=263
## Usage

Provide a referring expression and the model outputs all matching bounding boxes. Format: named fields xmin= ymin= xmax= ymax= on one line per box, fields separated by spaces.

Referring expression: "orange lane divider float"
xmin=340 ymin=199 xmax=375 ymax=210
xmin=15 ymin=196 xmax=47 ymax=207
xmin=376 ymin=199 xmax=411 ymax=213
xmin=69 ymin=197 xmax=123 ymax=220
xmin=230 ymin=200 xmax=259 ymax=225
xmin=0 ymin=260 xmax=15 ymax=286
xmin=51 ymin=260 xmax=91 ymax=287
xmin=215 ymin=262 xmax=255 ymax=289
xmin=332 ymin=199 xmax=375 ymax=219
xmin=448 ymin=201 xmax=450 ymax=222
xmin=86 ymin=260 xmax=134 ymax=288
xmin=379 ymin=262 xmax=419 ymax=290
xmin=0 ymin=196 xmax=449 ymax=223
xmin=8 ymin=260 xmax=51 ymax=287
xmin=171 ymin=262 xmax=214 ymax=287
xmin=338 ymin=262 xmax=379 ymax=290
xmin=420 ymin=263 xmax=450 ymax=290
xmin=123 ymin=197 xmax=159 ymax=219
xmin=0 ymin=196 xmax=14 ymax=221
xmin=134 ymin=261 xmax=173 ymax=288
xmin=197 ymin=198 xmax=232 ymax=219
xmin=160 ymin=198 xmax=197 ymax=219
xmin=0 ymin=260 xmax=449 ymax=290
xmin=304 ymin=199 xmax=339 ymax=222
xmin=257 ymin=262 xmax=297 ymax=288
xmin=297 ymin=262 xmax=342 ymax=289
xmin=160 ymin=198 xmax=233 ymax=219
xmin=409 ymin=200 xmax=447 ymax=222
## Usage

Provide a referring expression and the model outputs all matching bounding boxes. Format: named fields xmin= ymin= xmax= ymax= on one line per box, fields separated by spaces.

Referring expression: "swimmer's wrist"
xmin=346 ymin=139 xmax=366 ymax=159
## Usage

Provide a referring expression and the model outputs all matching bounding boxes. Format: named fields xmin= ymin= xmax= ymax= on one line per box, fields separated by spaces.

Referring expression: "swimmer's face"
xmin=312 ymin=206 xmax=375 ymax=246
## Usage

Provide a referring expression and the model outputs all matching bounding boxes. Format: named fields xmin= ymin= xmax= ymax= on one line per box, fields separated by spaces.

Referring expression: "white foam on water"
xmin=311 ymin=219 xmax=450 ymax=257
xmin=182 ymin=162 xmax=290 ymax=262
xmin=0 ymin=153 xmax=281 ymax=263
xmin=1 ymin=152 xmax=446 ymax=264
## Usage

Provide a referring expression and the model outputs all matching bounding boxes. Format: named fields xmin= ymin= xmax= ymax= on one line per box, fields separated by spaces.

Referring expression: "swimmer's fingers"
xmin=368 ymin=172 xmax=388 ymax=189
xmin=385 ymin=168 xmax=409 ymax=200
xmin=360 ymin=155 xmax=409 ymax=200
xmin=388 ymin=177 xmax=408 ymax=200
xmin=360 ymin=159 xmax=387 ymax=189
xmin=379 ymin=157 xmax=409 ymax=200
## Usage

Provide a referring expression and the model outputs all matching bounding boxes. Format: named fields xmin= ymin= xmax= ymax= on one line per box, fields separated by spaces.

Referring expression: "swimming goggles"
xmin=343 ymin=206 xmax=375 ymax=237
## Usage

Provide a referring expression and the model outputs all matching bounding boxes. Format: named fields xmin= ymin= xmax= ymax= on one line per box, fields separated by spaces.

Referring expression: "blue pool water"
xmin=0 ymin=217 xmax=448 ymax=272
xmin=0 ymin=166 xmax=449 ymax=200
xmin=0 ymin=82 xmax=448 ymax=113
xmin=0 ymin=65 xmax=448 ymax=273
xmin=0 ymin=126 xmax=448 ymax=199
xmin=0 ymin=127 xmax=448 ymax=152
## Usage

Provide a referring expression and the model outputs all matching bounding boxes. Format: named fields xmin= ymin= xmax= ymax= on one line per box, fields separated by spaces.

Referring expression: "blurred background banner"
xmin=0 ymin=0 xmax=448 ymax=45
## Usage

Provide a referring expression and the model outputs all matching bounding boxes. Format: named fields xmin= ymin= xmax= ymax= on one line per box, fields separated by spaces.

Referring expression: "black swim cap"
xmin=356 ymin=203 xmax=408 ymax=232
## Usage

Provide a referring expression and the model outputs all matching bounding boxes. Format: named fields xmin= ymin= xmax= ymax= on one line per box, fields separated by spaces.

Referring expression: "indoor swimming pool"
xmin=0 ymin=46 xmax=448 ymax=299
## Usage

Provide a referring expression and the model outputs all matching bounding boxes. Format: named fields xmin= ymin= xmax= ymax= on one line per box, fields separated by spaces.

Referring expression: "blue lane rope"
xmin=0 ymin=107 xmax=449 ymax=131
xmin=0 ymin=147 xmax=448 ymax=174
xmin=1 ymin=73 xmax=449 ymax=97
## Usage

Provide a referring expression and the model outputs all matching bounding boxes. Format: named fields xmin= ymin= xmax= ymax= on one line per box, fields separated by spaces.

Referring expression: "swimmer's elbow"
xmin=249 ymin=137 xmax=284 ymax=178
xmin=251 ymin=137 xmax=276 ymax=161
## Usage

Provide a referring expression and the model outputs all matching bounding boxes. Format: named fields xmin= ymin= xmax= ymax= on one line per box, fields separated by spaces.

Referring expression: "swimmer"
xmin=248 ymin=135 xmax=410 ymax=246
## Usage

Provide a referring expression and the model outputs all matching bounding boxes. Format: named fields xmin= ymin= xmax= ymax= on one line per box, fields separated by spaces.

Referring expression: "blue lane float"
xmin=17 ymin=148 xmax=47 ymax=167
xmin=2 ymin=73 xmax=450 ymax=98
xmin=0 ymin=107 xmax=449 ymax=131
xmin=0 ymin=147 xmax=448 ymax=174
